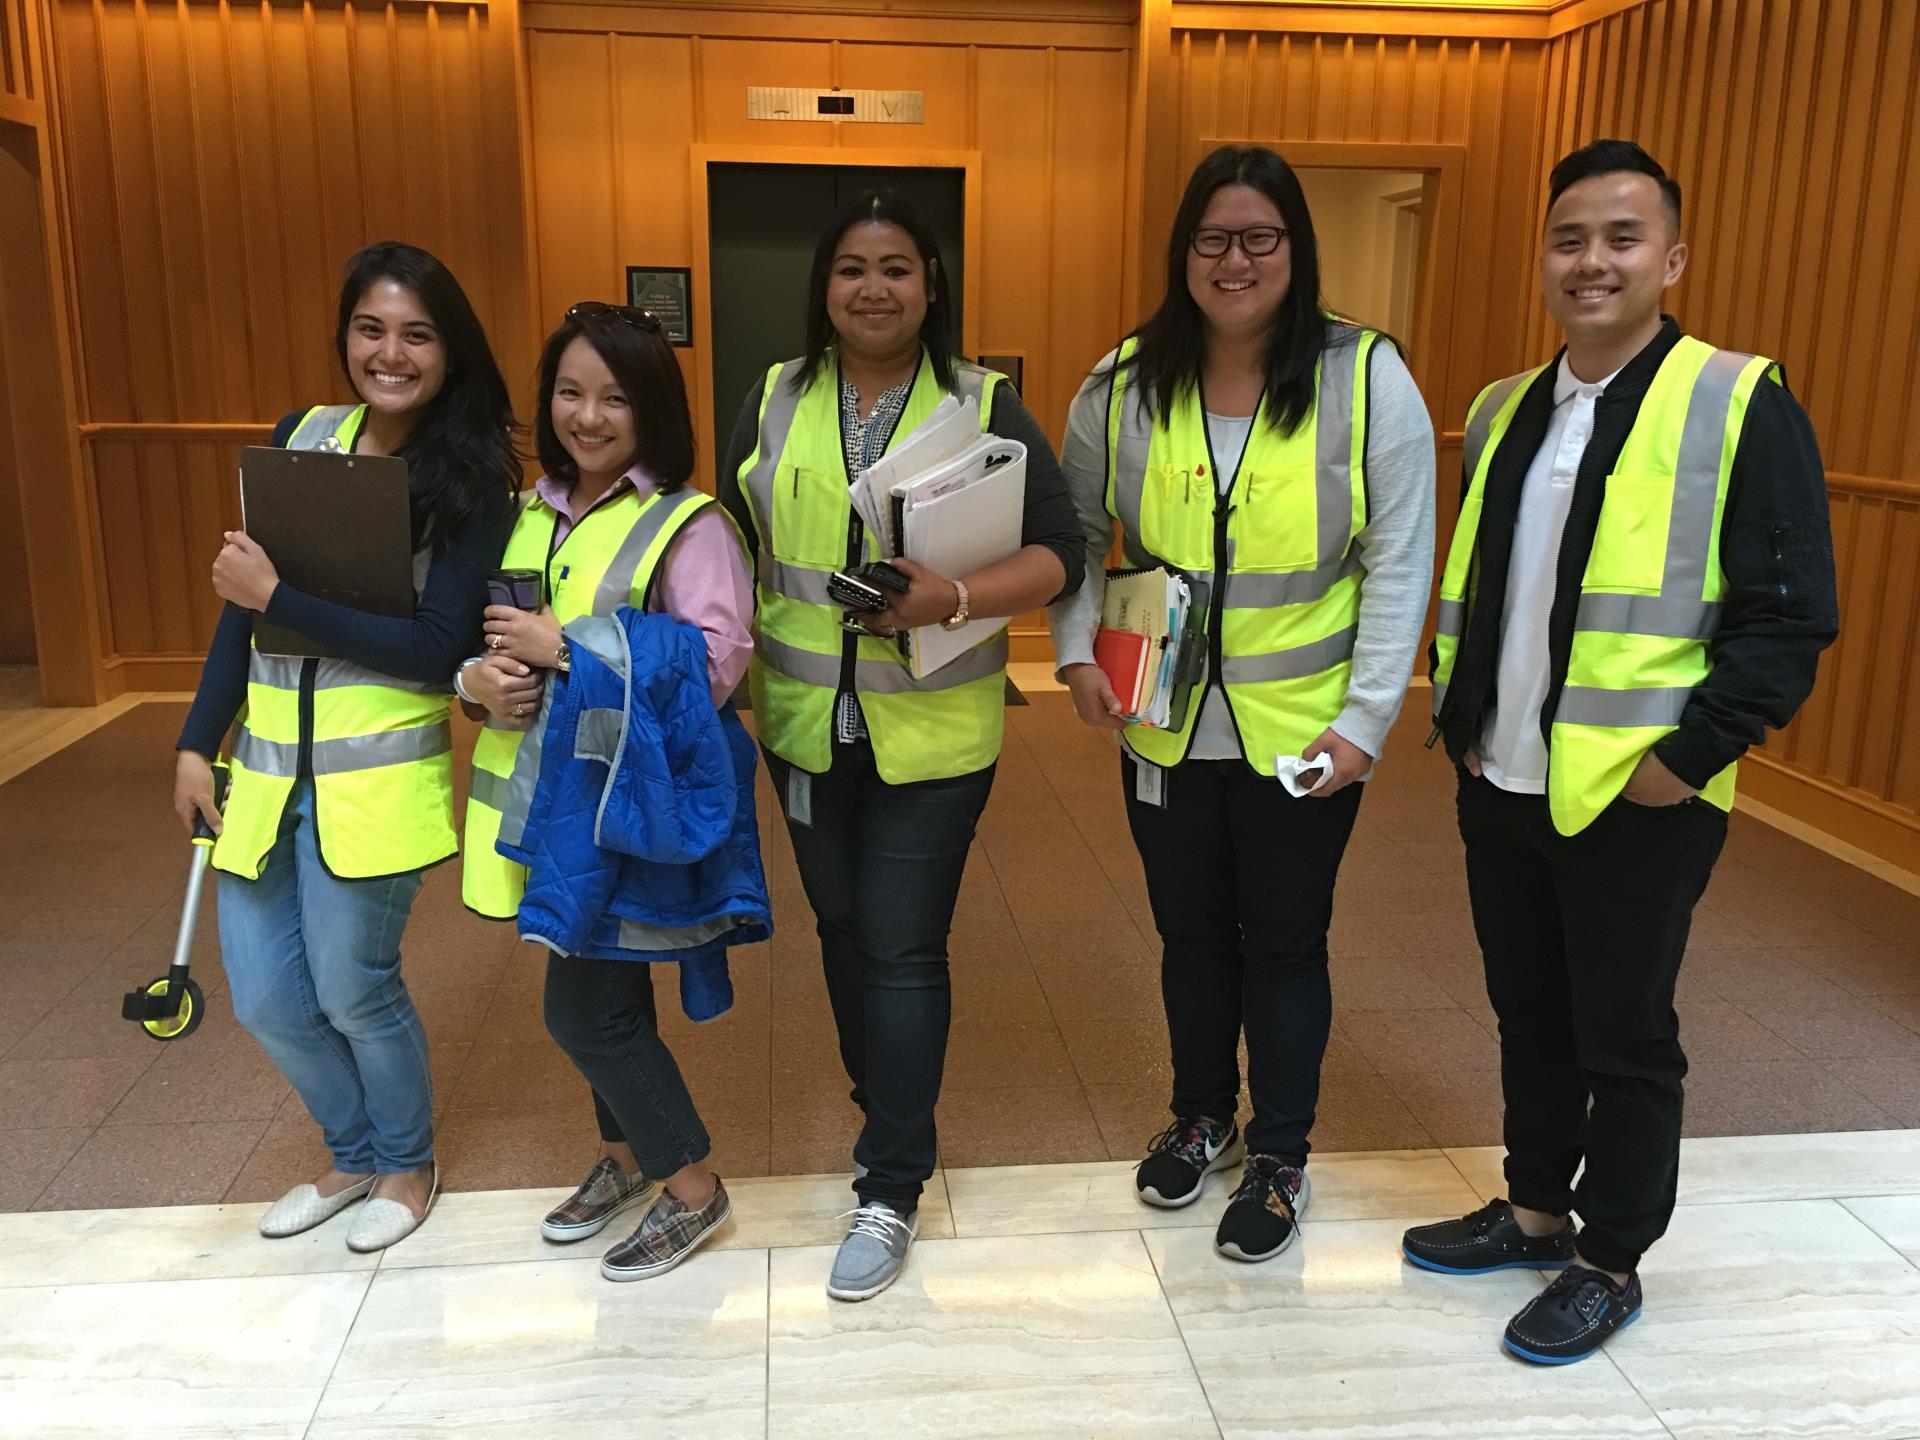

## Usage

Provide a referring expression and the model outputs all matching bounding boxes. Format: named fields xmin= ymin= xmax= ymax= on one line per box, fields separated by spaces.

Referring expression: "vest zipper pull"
xmin=1424 ymin=723 xmax=1442 ymax=750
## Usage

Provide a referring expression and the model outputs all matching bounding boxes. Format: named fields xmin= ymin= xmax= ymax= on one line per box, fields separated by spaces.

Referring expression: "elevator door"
xmin=705 ymin=162 xmax=965 ymax=469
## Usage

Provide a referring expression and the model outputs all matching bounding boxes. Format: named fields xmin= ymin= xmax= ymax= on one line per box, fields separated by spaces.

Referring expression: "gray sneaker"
xmin=826 ymin=1202 xmax=917 ymax=1301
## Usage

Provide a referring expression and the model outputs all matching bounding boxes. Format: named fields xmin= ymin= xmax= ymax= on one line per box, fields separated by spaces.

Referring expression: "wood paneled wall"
xmin=520 ymin=1 xmax=1136 ymax=476
xmin=1544 ymin=0 xmax=1920 ymax=858
xmin=48 ymin=0 xmax=531 ymax=678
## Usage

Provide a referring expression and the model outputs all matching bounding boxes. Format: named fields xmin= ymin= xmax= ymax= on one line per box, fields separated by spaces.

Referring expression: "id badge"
xmin=1132 ymin=756 xmax=1167 ymax=809
xmin=786 ymin=766 xmax=814 ymax=828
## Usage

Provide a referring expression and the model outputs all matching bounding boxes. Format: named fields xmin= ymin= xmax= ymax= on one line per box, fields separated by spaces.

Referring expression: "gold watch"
xmin=940 ymin=578 xmax=971 ymax=632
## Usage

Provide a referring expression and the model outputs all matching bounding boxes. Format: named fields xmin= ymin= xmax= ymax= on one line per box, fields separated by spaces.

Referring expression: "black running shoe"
xmin=1214 ymin=1154 xmax=1309 ymax=1262
xmin=1402 ymin=1199 xmax=1577 ymax=1275
xmin=1135 ymin=1115 xmax=1243 ymax=1209
xmin=1503 ymin=1264 xmax=1643 ymax=1365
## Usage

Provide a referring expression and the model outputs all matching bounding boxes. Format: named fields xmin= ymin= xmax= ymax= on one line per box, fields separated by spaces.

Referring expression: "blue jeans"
xmin=763 ymin=740 xmax=996 ymax=1211
xmin=218 ymin=780 xmax=433 ymax=1173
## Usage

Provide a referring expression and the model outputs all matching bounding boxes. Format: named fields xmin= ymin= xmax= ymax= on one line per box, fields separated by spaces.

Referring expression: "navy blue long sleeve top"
xmin=176 ymin=410 xmax=513 ymax=757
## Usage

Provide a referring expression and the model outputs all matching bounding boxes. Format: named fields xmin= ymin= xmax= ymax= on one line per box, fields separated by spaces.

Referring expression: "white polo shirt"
xmin=1479 ymin=356 xmax=1621 ymax=794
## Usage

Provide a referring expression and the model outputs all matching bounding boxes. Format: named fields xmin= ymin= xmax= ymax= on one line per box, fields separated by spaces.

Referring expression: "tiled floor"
xmin=5 ymin=1130 xmax=1919 ymax=1438
xmin=1 ymin=696 xmax=1917 ymax=1213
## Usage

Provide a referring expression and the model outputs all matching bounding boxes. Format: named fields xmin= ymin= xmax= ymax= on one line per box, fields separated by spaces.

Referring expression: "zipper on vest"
xmin=836 ymin=509 xmax=861 ymax=716
xmin=1200 ymin=491 xmax=1232 ymax=738
xmin=296 ymin=658 xmax=318 ymax=779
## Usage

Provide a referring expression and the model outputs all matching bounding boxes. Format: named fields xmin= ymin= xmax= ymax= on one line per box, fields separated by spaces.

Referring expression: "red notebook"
xmin=1094 ymin=627 xmax=1151 ymax=715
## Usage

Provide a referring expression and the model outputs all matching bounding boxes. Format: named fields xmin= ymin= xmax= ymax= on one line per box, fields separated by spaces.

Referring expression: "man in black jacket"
xmin=1400 ymin=140 xmax=1838 ymax=1365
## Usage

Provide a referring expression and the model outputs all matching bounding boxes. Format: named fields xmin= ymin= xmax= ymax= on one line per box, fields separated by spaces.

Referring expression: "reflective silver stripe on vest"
xmin=1111 ymin=369 xmax=1151 ymax=550
xmin=758 ymin=630 xmax=1008 ymax=694
xmin=739 ymin=361 xmax=810 ymax=556
xmin=286 ymin=404 xmax=361 ymax=452
xmin=1313 ymin=338 xmax=1360 ymax=565
xmin=1218 ymin=624 xmax=1357 ymax=685
xmin=1435 ymin=598 xmax=1466 ymax=636
xmin=592 ymin=489 xmax=712 ymax=614
xmin=248 ymin=652 xmax=448 ymax=695
xmin=759 ymin=553 xmax=837 ymax=606
xmin=1662 ymin=349 xmax=1752 ymax=601
xmin=232 ymin=719 xmax=451 ymax=777
xmin=1555 ymin=685 xmax=1693 ymax=728
xmin=1223 ymin=553 xmax=1361 ymax=609
xmin=1431 ymin=680 xmax=1448 ymax=716
xmin=468 ymin=765 xmax=511 ymax=811
xmin=1574 ymin=593 xmax=1721 ymax=639
xmin=1461 ymin=371 xmax=1535 ymax=485
xmin=493 ymin=614 xmax=625 ymax=849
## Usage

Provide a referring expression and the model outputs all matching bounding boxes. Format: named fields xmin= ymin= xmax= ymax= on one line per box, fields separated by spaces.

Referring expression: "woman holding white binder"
xmin=717 ymin=190 xmax=1082 ymax=1301
xmin=1050 ymin=146 xmax=1435 ymax=1263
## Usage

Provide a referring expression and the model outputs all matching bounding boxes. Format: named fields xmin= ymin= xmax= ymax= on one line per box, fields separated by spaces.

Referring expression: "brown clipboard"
xmin=238 ymin=446 xmax=415 ymax=659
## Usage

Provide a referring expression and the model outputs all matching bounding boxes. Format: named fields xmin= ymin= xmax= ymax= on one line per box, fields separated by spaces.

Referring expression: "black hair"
xmin=534 ymin=306 xmax=695 ymax=494
xmin=333 ymin=242 xmax=521 ymax=550
xmin=1120 ymin=145 xmax=1343 ymax=436
xmin=1548 ymin=139 xmax=1683 ymax=233
xmin=795 ymin=190 xmax=957 ymax=393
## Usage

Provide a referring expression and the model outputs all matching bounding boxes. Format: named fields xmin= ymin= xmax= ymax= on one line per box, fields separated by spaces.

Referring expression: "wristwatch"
xmin=554 ymin=638 xmax=572 ymax=674
xmin=940 ymin=578 xmax=971 ymax=632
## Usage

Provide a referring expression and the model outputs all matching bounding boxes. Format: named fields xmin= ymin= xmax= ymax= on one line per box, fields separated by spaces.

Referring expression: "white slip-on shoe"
xmin=258 ymin=1175 xmax=375 ymax=1239
xmin=346 ymin=1166 xmax=440 ymax=1254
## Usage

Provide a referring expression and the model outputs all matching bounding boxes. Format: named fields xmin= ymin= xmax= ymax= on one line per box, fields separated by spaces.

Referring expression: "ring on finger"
xmin=488 ymin=634 xmax=504 ymax=651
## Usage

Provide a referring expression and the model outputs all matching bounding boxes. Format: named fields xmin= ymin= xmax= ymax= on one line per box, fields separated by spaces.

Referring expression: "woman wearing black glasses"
xmin=461 ymin=301 xmax=765 ymax=1282
xmin=1049 ymin=145 xmax=1435 ymax=1261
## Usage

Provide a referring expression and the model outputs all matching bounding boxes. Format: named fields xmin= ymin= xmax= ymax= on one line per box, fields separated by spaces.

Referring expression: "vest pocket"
xmin=1585 ymin=473 xmax=1675 ymax=594
xmin=772 ymin=463 xmax=849 ymax=566
xmin=1228 ymin=465 xmax=1320 ymax=573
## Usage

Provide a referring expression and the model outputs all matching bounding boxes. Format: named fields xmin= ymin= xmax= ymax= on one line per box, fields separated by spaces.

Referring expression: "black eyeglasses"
xmin=1190 ymin=226 xmax=1289 ymax=258
xmin=566 ymin=301 xmax=663 ymax=332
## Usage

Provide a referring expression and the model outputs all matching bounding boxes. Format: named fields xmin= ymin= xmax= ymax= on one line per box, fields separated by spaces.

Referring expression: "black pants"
xmin=766 ymin=740 xmax=995 ymax=1211
xmin=544 ymin=952 xmax=710 ymax=1180
xmin=1124 ymin=754 xmax=1364 ymax=1165
xmin=1456 ymin=771 xmax=1728 ymax=1275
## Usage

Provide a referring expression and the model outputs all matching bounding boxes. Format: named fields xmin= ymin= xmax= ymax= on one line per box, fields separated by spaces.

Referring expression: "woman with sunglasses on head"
xmin=172 ymin=242 xmax=519 ymax=1251
xmin=716 ymin=191 xmax=1083 ymax=1301
xmin=1049 ymin=146 xmax=1435 ymax=1261
xmin=461 ymin=301 xmax=765 ymax=1282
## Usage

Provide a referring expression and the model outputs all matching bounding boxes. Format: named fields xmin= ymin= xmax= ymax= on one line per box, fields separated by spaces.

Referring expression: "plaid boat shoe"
xmin=600 ymin=1177 xmax=732 ymax=1282
xmin=542 ymin=1157 xmax=657 ymax=1243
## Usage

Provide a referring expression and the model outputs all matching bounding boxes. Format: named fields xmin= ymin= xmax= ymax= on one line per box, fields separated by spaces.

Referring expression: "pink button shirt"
xmin=536 ymin=467 xmax=755 ymax=707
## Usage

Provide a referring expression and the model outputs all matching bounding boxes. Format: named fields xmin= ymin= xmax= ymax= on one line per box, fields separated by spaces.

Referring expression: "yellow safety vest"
xmin=1432 ymin=334 xmax=1781 ymax=835
xmin=735 ymin=348 xmax=1010 ymax=783
xmin=462 ymin=480 xmax=725 ymax=919
xmin=213 ymin=404 xmax=459 ymax=881
xmin=1104 ymin=327 xmax=1375 ymax=771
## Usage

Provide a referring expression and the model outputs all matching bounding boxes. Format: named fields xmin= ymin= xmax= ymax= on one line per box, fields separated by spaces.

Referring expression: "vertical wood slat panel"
xmin=1547 ymin=0 xmax=1920 ymax=829
xmin=52 ymin=0 xmax=530 ymax=658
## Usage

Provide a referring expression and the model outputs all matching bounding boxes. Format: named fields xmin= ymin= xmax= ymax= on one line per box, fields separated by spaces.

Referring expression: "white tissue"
xmin=1274 ymin=752 xmax=1334 ymax=798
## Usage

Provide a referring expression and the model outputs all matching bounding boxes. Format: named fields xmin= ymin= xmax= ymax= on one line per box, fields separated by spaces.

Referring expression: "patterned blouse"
xmin=840 ymin=377 xmax=914 ymax=476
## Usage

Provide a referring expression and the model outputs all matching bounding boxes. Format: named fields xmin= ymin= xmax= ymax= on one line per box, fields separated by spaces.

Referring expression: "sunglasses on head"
xmin=566 ymin=301 xmax=663 ymax=332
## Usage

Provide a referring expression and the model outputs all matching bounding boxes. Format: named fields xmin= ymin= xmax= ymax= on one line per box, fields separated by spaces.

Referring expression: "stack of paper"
xmin=843 ymin=399 xmax=1029 ymax=681
xmin=1095 ymin=566 xmax=1203 ymax=728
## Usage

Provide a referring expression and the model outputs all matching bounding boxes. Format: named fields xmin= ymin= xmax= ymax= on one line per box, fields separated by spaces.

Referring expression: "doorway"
xmin=1295 ymin=167 xmax=1427 ymax=343
xmin=703 ymin=161 xmax=966 ymax=465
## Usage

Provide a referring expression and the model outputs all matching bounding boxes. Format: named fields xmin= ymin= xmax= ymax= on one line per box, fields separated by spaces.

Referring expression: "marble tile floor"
xmin=6 ymin=1129 xmax=1920 ymax=1440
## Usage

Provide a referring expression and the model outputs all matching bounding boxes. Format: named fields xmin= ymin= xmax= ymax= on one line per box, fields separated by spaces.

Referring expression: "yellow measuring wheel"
xmin=122 ymin=762 xmax=225 ymax=1044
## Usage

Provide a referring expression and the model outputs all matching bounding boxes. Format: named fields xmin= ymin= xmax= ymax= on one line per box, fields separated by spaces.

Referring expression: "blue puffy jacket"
xmin=495 ymin=608 xmax=772 ymax=1021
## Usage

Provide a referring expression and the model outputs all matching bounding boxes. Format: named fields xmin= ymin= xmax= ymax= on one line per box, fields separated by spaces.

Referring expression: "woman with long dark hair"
xmin=461 ymin=302 xmax=765 ymax=1281
xmin=173 ymin=241 xmax=518 ymax=1252
xmin=1049 ymin=146 xmax=1435 ymax=1261
xmin=717 ymin=190 xmax=1083 ymax=1300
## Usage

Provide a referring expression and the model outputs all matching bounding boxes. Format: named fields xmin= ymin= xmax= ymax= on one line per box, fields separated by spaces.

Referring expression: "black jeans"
xmin=1123 ymin=754 xmax=1364 ymax=1165
xmin=765 ymin=740 xmax=995 ymax=1211
xmin=544 ymin=952 xmax=710 ymax=1180
xmin=1456 ymin=771 xmax=1728 ymax=1275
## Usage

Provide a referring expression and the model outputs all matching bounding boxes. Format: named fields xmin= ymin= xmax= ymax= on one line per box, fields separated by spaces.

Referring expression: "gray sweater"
xmin=1047 ymin=342 xmax=1436 ymax=762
